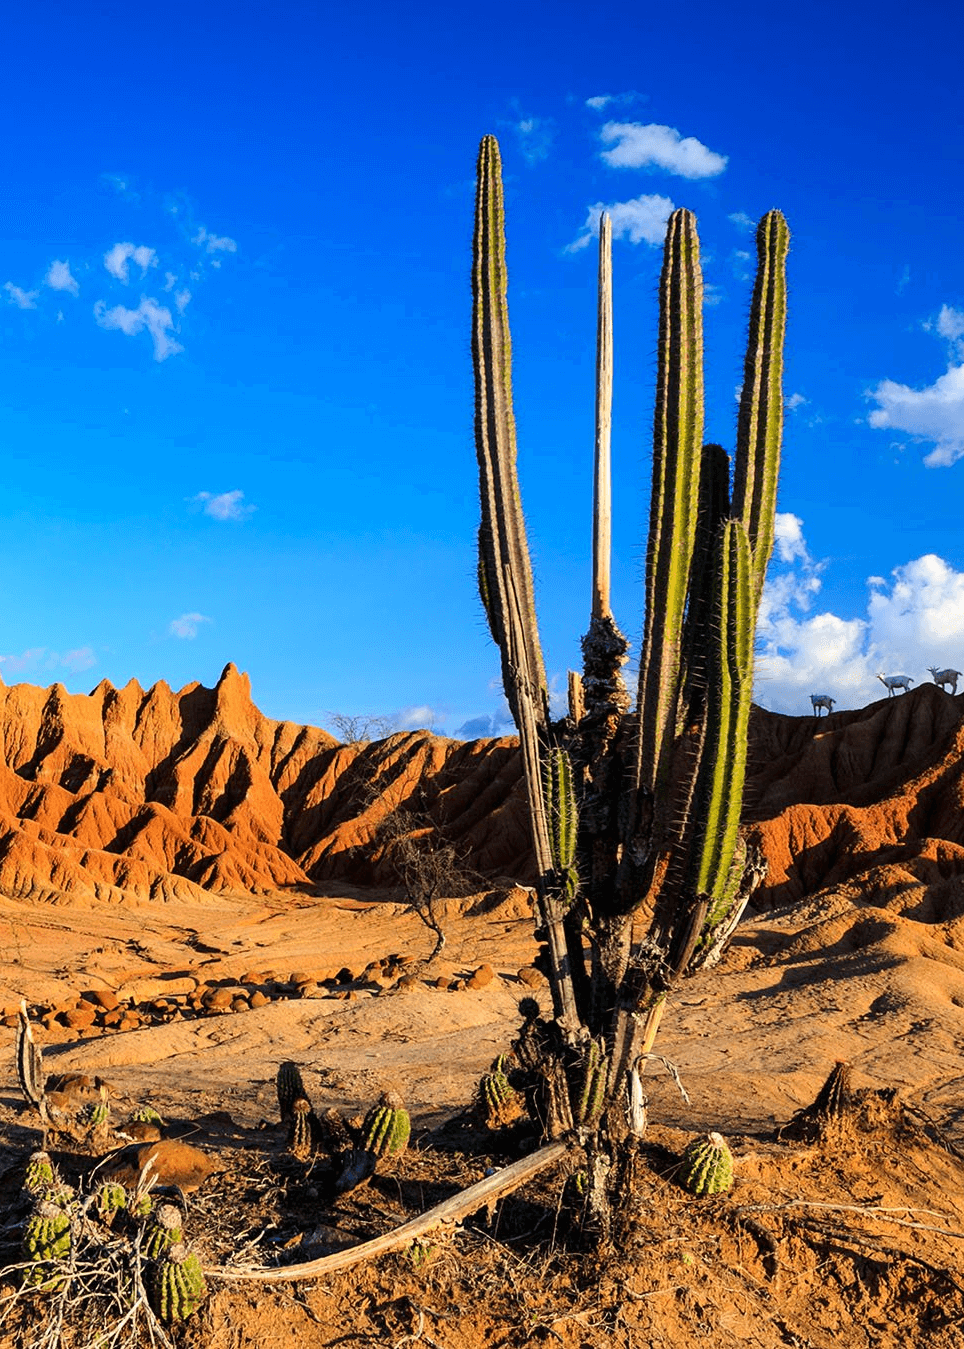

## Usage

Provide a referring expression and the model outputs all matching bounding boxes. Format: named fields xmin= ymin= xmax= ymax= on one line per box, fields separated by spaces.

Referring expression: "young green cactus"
xmin=679 ymin=1132 xmax=734 ymax=1196
xmin=289 ymin=1096 xmax=315 ymax=1160
xmin=569 ymin=1041 xmax=608 ymax=1130
xmin=360 ymin=1091 xmax=411 ymax=1157
xmin=142 ymin=1203 xmax=184 ymax=1261
xmin=95 ymin=1181 xmax=129 ymax=1221
xmin=22 ymin=1151 xmax=56 ymax=1196
xmin=22 ymin=1199 xmax=72 ymax=1288
xmin=129 ymin=1104 xmax=163 ymax=1125
xmin=542 ymin=746 xmax=579 ymax=901
xmin=150 ymin=1242 xmax=207 ymax=1322
xmin=276 ymin=1060 xmax=307 ymax=1123
xmin=477 ymin=1054 xmax=523 ymax=1128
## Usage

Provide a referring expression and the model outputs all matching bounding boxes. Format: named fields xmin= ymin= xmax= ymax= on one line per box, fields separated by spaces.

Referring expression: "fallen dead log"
xmin=205 ymin=1138 xmax=571 ymax=1283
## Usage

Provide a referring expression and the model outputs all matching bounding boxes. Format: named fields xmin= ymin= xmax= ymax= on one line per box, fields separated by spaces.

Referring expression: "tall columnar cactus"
xmin=469 ymin=134 xmax=788 ymax=1177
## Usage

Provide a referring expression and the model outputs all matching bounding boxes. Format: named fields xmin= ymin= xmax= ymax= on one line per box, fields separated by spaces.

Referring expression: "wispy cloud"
xmin=104 ymin=242 xmax=158 ymax=284
xmin=192 ymin=490 xmax=256 ymax=522
xmin=94 ymin=297 xmax=182 ymax=361
xmin=0 ymin=646 xmax=96 ymax=676
xmin=599 ymin=122 xmax=727 ymax=178
xmin=568 ymin=194 xmax=675 ymax=252
xmin=45 ymin=260 xmax=80 ymax=296
xmin=512 ymin=116 xmax=554 ymax=165
xmin=585 ymin=91 xmax=641 ymax=112
xmin=785 ymin=392 xmax=808 ymax=411
xmin=173 ymin=288 xmax=191 ymax=314
xmin=193 ymin=226 xmax=237 ymax=255
xmin=728 ymin=211 xmax=755 ymax=233
xmin=4 ymin=282 xmax=38 ymax=309
xmin=169 ymin=613 xmax=211 ymax=639
xmin=730 ymin=248 xmax=752 ymax=281
xmin=102 ymin=173 xmax=140 ymax=202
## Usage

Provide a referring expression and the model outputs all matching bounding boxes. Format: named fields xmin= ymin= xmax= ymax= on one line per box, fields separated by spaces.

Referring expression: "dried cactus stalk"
xmin=361 ymin=1091 xmax=411 ymax=1157
xmin=679 ymin=1131 xmax=734 ymax=1196
xmin=142 ymin=1203 xmax=184 ymax=1261
xmin=277 ymin=1061 xmax=307 ymax=1123
xmin=151 ymin=1242 xmax=207 ymax=1322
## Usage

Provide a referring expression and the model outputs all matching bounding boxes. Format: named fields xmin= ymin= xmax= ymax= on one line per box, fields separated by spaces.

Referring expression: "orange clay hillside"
xmin=0 ymin=662 xmax=961 ymax=918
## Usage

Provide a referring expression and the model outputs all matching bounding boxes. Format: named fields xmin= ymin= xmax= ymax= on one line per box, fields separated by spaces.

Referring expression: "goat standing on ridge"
xmin=810 ymin=694 xmax=835 ymax=716
xmin=927 ymin=666 xmax=962 ymax=694
xmin=876 ymin=673 xmax=914 ymax=697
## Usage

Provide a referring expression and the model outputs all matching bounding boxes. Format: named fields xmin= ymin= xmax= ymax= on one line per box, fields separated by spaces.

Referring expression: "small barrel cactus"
xmin=22 ymin=1200 xmax=72 ymax=1288
xmin=142 ymin=1203 xmax=184 ymax=1260
xmin=679 ymin=1132 xmax=734 ymax=1196
xmin=478 ymin=1055 xmax=523 ymax=1128
xmin=361 ymin=1091 xmax=410 ymax=1158
xmin=150 ymin=1242 xmax=207 ymax=1322
xmin=289 ymin=1097 xmax=315 ymax=1161
xmin=128 ymin=1190 xmax=154 ymax=1218
xmin=95 ymin=1181 xmax=128 ymax=1222
xmin=23 ymin=1151 xmax=56 ymax=1196
xmin=276 ymin=1061 xmax=307 ymax=1123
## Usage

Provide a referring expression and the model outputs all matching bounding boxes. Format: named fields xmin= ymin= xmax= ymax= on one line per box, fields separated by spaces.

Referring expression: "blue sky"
xmin=0 ymin=1 xmax=962 ymax=733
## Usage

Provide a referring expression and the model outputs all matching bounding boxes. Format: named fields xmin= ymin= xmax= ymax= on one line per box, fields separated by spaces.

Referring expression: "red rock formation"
xmin=1 ymin=663 xmax=962 ymax=916
xmin=0 ymin=663 xmax=529 ymax=903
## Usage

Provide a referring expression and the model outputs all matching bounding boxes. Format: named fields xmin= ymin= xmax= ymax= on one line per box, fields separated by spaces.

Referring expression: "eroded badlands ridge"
xmin=0 ymin=663 xmax=963 ymax=914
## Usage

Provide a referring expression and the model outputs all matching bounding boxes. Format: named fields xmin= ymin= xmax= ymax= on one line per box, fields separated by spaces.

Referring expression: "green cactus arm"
xmin=732 ymin=211 xmax=790 ymax=606
xmin=637 ymin=208 xmax=705 ymax=797
xmin=473 ymin=133 xmax=548 ymax=725
xmin=684 ymin=518 xmax=754 ymax=899
xmin=592 ymin=211 xmax=613 ymax=621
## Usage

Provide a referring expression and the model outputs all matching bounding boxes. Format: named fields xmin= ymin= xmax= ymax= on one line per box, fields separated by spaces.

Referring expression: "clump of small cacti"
xmin=21 ymin=1199 xmax=72 ymax=1289
xmin=95 ymin=1181 xmax=129 ymax=1223
xmin=477 ymin=1053 xmax=524 ymax=1128
xmin=678 ymin=1132 xmax=734 ymax=1196
xmin=276 ymin=1061 xmax=307 ymax=1123
xmin=22 ymin=1150 xmax=56 ymax=1196
xmin=569 ymin=1041 xmax=608 ymax=1130
xmin=149 ymin=1241 xmax=207 ymax=1322
xmin=129 ymin=1105 xmax=163 ymax=1125
xmin=128 ymin=1189 xmax=154 ymax=1218
xmin=360 ymin=1091 xmax=410 ymax=1158
xmin=142 ymin=1203 xmax=184 ymax=1261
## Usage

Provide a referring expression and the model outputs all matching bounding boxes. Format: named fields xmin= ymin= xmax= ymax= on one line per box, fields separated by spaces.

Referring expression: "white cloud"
xmin=512 ymin=116 xmax=554 ymax=164
xmin=935 ymin=304 xmax=964 ymax=353
xmin=395 ymin=704 xmax=439 ymax=731
xmin=163 ymin=271 xmax=177 ymax=291
xmin=730 ymin=248 xmax=752 ymax=281
xmin=586 ymin=95 xmax=614 ymax=110
xmin=104 ymin=242 xmax=157 ymax=284
xmin=785 ymin=392 xmax=808 ymax=411
xmin=4 ymin=283 xmax=38 ymax=309
xmin=174 ymin=288 xmax=191 ymax=314
xmin=728 ymin=210 xmax=755 ymax=232
xmin=599 ymin=122 xmax=727 ymax=178
xmin=754 ymin=515 xmax=964 ymax=712
xmin=45 ymin=260 xmax=79 ymax=296
xmin=94 ymin=297 xmax=183 ymax=361
xmin=866 ymin=363 xmax=964 ymax=467
xmin=568 ymin=194 xmax=674 ymax=252
xmin=169 ymin=613 xmax=211 ymax=639
xmin=192 ymin=490 xmax=256 ymax=522
xmin=193 ymin=226 xmax=237 ymax=254
xmin=0 ymin=646 xmax=96 ymax=676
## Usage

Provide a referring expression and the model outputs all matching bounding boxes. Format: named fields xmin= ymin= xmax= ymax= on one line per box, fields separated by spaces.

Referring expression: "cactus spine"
xmin=276 ymin=1060 xmax=307 ymax=1123
xmin=679 ymin=1132 xmax=734 ymax=1196
xmin=150 ymin=1242 xmax=207 ymax=1321
xmin=23 ymin=1151 xmax=56 ymax=1196
xmin=361 ymin=1091 xmax=411 ymax=1158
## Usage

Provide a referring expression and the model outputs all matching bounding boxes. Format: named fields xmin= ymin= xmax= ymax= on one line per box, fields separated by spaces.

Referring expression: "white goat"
xmin=810 ymin=694 xmax=835 ymax=716
xmin=927 ymin=665 xmax=962 ymax=694
xmin=876 ymin=673 xmax=914 ymax=697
